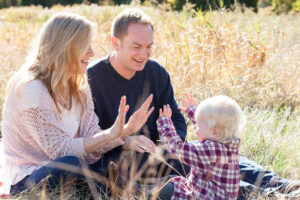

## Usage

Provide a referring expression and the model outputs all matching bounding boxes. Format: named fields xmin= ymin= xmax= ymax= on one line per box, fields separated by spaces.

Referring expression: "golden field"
xmin=0 ymin=3 xmax=299 ymax=193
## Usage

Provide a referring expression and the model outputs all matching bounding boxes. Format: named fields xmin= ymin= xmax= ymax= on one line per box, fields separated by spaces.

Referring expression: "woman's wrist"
xmin=120 ymin=124 xmax=133 ymax=140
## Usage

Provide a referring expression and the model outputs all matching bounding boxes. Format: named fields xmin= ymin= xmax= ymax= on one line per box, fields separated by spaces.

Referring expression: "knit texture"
xmin=1 ymin=79 xmax=123 ymax=194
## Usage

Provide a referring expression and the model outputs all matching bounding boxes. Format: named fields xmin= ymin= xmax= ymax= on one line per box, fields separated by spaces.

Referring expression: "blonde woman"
xmin=1 ymin=12 xmax=153 ymax=196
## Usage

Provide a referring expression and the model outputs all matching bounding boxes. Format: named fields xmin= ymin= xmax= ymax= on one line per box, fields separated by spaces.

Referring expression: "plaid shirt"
xmin=156 ymin=106 xmax=240 ymax=200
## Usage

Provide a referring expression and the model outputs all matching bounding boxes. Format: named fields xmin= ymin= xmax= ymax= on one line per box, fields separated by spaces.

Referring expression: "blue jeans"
xmin=10 ymin=155 xmax=107 ymax=198
xmin=238 ymin=154 xmax=288 ymax=199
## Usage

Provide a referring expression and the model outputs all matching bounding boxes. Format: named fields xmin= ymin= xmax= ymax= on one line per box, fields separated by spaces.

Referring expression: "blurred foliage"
xmin=167 ymin=0 xmax=258 ymax=11
xmin=0 ymin=0 xmax=300 ymax=13
xmin=258 ymin=0 xmax=300 ymax=13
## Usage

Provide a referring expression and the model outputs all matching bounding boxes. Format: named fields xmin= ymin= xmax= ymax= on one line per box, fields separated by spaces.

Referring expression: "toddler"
xmin=156 ymin=95 xmax=246 ymax=200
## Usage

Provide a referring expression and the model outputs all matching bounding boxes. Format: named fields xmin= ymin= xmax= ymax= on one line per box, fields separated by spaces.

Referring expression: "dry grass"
xmin=0 ymin=3 xmax=299 ymax=199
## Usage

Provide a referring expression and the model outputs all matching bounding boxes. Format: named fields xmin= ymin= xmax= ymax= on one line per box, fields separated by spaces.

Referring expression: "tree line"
xmin=0 ymin=0 xmax=300 ymax=13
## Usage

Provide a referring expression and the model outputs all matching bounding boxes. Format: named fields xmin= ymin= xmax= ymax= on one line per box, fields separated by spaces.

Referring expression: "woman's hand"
xmin=178 ymin=93 xmax=195 ymax=112
xmin=159 ymin=104 xmax=172 ymax=118
xmin=110 ymin=96 xmax=129 ymax=139
xmin=83 ymin=96 xmax=129 ymax=154
xmin=121 ymin=94 xmax=154 ymax=139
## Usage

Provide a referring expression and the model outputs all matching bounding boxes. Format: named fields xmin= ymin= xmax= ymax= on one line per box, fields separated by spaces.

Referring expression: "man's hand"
xmin=178 ymin=93 xmax=195 ymax=112
xmin=121 ymin=94 xmax=154 ymax=139
xmin=123 ymin=135 xmax=157 ymax=153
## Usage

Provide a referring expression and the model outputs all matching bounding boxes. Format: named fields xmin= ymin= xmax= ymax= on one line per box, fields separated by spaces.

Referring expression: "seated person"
xmin=156 ymin=95 xmax=245 ymax=199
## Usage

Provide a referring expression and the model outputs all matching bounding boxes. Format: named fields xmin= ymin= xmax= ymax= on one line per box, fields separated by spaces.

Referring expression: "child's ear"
xmin=212 ymin=127 xmax=221 ymax=138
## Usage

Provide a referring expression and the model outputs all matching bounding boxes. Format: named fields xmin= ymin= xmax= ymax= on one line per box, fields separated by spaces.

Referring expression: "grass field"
xmin=0 ymin=2 xmax=299 ymax=199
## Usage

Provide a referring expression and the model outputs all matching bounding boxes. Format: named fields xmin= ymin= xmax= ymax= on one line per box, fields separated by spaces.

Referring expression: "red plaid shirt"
xmin=156 ymin=106 xmax=240 ymax=200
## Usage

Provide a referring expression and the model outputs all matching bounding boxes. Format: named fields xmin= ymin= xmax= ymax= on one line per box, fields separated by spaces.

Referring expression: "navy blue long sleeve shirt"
xmin=87 ymin=56 xmax=187 ymax=144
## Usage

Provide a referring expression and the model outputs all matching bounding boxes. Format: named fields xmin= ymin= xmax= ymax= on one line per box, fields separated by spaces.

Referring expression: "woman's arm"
xmin=83 ymin=96 xmax=127 ymax=154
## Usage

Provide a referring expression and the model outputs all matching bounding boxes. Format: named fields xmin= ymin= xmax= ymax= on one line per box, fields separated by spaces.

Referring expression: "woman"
xmin=1 ymin=12 xmax=154 ymax=197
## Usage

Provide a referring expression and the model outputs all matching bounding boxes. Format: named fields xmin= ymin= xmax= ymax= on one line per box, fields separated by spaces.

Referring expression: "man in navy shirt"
xmin=88 ymin=8 xmax=296 ymax=200
xmin=87 ymin=8 xmax=188 ymax=184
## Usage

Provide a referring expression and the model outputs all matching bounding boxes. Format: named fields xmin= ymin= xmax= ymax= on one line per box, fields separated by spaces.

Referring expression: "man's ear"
xmin=111 ymin=36 xmax=120 ymax=51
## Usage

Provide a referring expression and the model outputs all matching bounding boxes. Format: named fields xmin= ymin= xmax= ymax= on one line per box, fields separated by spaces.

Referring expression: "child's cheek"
xmin=197 ymin=132 xmax=204 ymax=142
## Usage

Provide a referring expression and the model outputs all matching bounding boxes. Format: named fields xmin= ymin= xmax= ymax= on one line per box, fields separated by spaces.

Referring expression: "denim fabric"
xmin=10 ymin=155 xmax=106 ymax=197
xmin=238 ymin=154 xmax=288 ymax=200
xmin=158 ymin=182 xmax=175 ymax=200
xmin=141 ymin=176 xmax=175 ymax=200
xmin=12 ymin=149 xmax=288 ymax=199
xmin=91 ymin=149 xmax=191 ymax=178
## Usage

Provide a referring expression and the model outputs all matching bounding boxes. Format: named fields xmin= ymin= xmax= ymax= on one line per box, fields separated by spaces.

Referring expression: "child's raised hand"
xmin=159 ymin=104 xmax=172 ymax=118
xmin=179 ymin=93 xmax=195 ymax=112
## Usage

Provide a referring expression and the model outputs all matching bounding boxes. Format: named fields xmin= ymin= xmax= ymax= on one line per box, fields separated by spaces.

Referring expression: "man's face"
xmin=116 ymin=23 xmax=153 ymax=75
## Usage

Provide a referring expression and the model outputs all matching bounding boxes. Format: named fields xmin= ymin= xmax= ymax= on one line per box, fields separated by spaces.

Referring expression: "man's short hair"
xmin=111 ymin=8 xmax=154 ymax=39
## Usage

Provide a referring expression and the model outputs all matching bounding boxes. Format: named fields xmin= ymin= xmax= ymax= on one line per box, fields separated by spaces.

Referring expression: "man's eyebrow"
xmin=131 ymin=42 xmax=154 ymax=46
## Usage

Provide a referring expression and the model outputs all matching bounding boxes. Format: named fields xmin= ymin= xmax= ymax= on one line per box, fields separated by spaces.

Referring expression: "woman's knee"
xmin=52 ymin=155 xmax=84 ymax=166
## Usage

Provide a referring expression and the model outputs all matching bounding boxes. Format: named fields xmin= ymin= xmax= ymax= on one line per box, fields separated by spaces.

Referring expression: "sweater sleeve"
xmin=21 ymin=107 xmax=86 ymax=160
xmin=17 ymin=80 xmax=86 ymax=160
xmin=158 ymin=67 xmax=187 ymax=141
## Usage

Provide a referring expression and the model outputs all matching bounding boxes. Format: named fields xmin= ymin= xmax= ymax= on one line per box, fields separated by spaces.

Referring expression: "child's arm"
xmin=179 ymin=94 xmax=197 ymax=124
xmin=157 ymin=105 xmax=212 ymax=170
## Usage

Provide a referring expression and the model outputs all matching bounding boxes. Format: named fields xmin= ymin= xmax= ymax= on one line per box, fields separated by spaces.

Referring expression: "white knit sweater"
xmin=1 ymin=79 xmax=123 ymax=194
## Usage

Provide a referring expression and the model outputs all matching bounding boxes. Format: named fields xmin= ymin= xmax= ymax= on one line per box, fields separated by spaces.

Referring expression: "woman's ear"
xmin=111 ymin=36 xmax=120 ymax=51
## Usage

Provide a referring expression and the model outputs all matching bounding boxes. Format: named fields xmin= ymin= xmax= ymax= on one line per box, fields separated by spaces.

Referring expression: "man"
xmin=88 ymin=8 xmax=297 ymax=200
xmin=87 ymin=8 xmax=188 ymax=181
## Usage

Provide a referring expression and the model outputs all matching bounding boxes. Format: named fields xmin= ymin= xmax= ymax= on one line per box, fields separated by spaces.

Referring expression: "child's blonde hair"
xmin=195 ymin=95 xmax=246 ymax=143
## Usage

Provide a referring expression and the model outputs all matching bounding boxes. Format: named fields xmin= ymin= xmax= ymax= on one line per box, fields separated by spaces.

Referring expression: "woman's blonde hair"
xmin=195 ymin=95 xmax=246 ymax=143
xmin=7 ymin=12 xmax=96 ymax=112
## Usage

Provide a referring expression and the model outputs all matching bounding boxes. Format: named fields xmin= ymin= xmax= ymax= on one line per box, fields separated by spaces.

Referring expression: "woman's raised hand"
xmin=110 ymin=96 xmax=129 ymax=139
xmin=178 ymin=93 xmax=195 ymax=112
xmin=121 ymin=94 xmax=154 ymax=139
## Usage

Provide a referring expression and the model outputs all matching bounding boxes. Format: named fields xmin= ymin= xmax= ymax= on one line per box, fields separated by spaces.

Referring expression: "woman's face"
xmin=70 ymin=44 xmax=95 ymax=75
xmin=78 ymin=45 xmax=94 ymax=74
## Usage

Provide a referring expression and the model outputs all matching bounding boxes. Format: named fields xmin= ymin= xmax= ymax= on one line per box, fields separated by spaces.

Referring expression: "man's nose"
xmin=139 ymin=48 xmax=150 ymax=58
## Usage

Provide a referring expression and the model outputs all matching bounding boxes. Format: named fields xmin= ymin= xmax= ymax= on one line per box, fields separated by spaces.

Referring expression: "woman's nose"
xmin=87 ymin=47 xmax=95 ymax=57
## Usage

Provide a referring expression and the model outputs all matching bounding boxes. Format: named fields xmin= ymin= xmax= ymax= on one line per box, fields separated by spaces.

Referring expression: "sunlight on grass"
xmin=0 ymin=4 xmax=299 ymax=199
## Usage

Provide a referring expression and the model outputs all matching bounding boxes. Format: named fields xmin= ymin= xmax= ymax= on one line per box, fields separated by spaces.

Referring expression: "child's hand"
xmin=159 ymin=104 xmax=172 ymax=118
xmin=179 ymin=93 xmax=195 ymax=112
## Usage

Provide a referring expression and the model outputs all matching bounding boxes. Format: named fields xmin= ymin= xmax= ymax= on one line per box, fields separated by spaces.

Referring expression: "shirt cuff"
xmin=156 ymin=116 xmax=174 ymax=137
xmin=74 ymin=138 xmax=87 ymax=159
xmin=186 ymin=105 xmax=197 ymax=122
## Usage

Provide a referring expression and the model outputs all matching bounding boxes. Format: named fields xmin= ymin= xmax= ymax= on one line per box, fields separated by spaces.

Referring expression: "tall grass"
xmin=0 ymin=3 xmax=299 ymax=199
